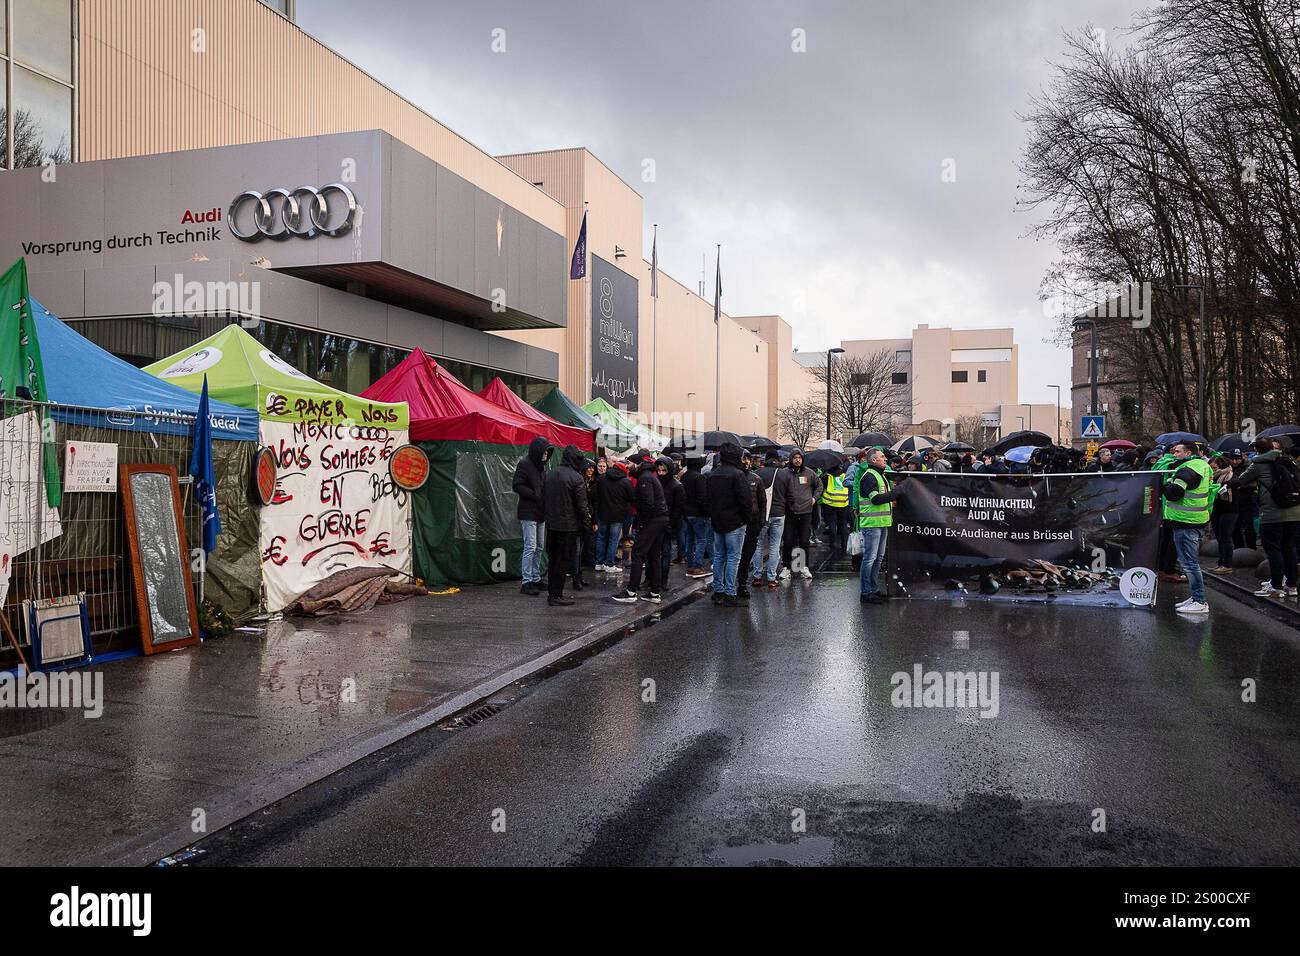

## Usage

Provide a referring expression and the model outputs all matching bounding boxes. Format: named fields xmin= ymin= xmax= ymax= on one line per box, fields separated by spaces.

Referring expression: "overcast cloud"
xmin=299 ymin=0 xmax=1147 ymax=405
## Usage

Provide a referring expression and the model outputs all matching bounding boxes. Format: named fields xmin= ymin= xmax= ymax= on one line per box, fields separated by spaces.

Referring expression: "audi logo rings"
xmin=229 ymin=183 xmax=359 ymax=241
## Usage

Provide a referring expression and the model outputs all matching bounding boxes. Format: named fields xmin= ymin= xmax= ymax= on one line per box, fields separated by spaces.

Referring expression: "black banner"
xmin=889 ymin=472 xmax=1163 ymax=604
xmin=590 ymin=254 xmax=639 ymax=411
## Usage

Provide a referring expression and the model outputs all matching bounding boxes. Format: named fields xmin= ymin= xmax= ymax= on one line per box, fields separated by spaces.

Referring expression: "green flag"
xmin=0 ymin=258 xmax=61 ymax=507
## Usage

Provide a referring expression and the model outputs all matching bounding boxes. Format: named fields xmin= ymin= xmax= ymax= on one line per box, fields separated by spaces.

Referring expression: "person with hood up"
xmin=540 ymin=445 xmax=590 ymax=606
xmin=613 ymin=454 xmax=669 ymax=603
xmin=706 ymin=442 xmax=756 ymax=605
xmin=681 ymin=454 xmax=712 ymax=578
xmin=1229 ymin=436 xmax=1300 ymax=599
xmin=737 ymin=450 xmax=768 ymax=601
xmin=776 ymin=449 xmax=822 ymax=580
xmin=656 ymin=456 xmax=686 ymax=590
xmin=568 ymin=457 xmax=597 ymax=589
xmin=512 ymin=436 xmax=551 ymax=596
xmin=594 ymin=457 xmax=634 ymax=573
xmin=750 ymin=450 xmax=785 ymax=590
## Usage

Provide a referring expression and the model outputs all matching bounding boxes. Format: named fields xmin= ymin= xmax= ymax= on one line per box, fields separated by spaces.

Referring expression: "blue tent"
xmin=31 ymin=298 xmax=257 ymax=441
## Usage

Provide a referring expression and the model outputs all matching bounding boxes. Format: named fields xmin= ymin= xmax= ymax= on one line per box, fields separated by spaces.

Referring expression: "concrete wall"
xmin=76 ymin=0 xmax=565 ymax=234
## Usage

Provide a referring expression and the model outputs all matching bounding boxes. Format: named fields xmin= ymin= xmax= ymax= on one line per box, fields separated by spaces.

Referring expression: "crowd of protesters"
xmin=512 ymin=429 xmax=1300 ymax=615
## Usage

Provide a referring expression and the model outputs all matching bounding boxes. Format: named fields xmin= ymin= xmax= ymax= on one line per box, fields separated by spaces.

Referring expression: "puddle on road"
xmin=716 ymin=835 xmax=834 ymax=866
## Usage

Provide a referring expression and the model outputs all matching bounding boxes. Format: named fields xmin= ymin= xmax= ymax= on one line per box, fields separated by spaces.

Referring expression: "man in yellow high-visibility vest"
xmin=855 ymin=447 xmax=909 ymax=604
xmin=819 ymin=463 xmax=852 ymax=556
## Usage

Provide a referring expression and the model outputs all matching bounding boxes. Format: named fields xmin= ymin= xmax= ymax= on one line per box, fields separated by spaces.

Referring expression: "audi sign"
xmin=229 ymin=184 xmax=359 ymax=241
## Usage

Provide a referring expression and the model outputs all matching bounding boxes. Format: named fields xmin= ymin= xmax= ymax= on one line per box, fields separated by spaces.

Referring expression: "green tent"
xmin=583 ymin=397 xmax=669 ymax=453
xmin=533 ymin=387 xmax=604 ymax=432
xmin=146 ymin=326 xmax=412 ymax=613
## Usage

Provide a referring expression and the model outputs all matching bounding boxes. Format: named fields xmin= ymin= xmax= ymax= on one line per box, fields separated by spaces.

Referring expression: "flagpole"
xmin=714 ymin=244 xmax=721 ymax=431
xmin=651 ymin=224 xmax=658 ymax=429
xmin=584 ymin=201 xmax=591 ymax=405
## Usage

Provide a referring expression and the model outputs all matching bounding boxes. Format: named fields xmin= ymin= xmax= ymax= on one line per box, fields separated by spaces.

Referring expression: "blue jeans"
xmin=1172 ymin=526 xmax=1206 ymax=602
xmin=751 ymin=515 xmax=785 ymax=581
xmin=520 ymin=519 xmax=543 ymax=584
xmin=859 ymin=526 xmax=887 ymax=596
xmin=686 ymin=516 xmax=712 ymax=568
xmin=712 ymin=526 xmax=746 ymax=596
xmin=596 ymin=520 xmax=623 ymax=566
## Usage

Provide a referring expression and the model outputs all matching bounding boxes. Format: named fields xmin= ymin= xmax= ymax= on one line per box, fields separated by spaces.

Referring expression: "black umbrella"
xmin=1258 ymin=424 xmax=1300 ymax=440
xmin=802 ymin=449 xmax=845 ymax=471
xmin=848 ymin=431 xmax=893 ymax=448
xmin=740 ymin=433 xmax=780 ymax=451
xmin=1154 ymin=431 xmax=1207 ymax=446
xmin=1210 ymin=433 xmax=1250 ymax=454
xmin=987 ymin=430 xmax=1052 ymax=456
xmin=942 ymin=441 xmax=976 ymax=453
xmin=891 ymin=434 xmax=940 ymax=455
xmin=700 ymin=429 xmax=743 ymax=450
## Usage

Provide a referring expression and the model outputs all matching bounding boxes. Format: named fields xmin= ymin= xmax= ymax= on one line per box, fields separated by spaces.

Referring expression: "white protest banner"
xmin=0 ymin=411 xmax=64 ymax=607
xmin=257 ymin=418 xmax=412 ymax=612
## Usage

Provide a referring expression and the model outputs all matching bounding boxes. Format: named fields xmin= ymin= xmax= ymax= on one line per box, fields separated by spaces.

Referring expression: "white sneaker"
xmin=1174 ymin=596 xmax=1194 ymax=609
xmin=1254 ymin=585 xmax=1284 ymax=598
xmin=779 ymin=568 xmax=791 ymax=580
xmin=1286 ymin=587 xmax=1298 ymax=597
xmin=595 ymin=564 xmax=606 ymax=573
xmin=1176 ymin=601 xmax=1209 ymax=614
xmin=800 ymin=567 xmax=813 ymax=580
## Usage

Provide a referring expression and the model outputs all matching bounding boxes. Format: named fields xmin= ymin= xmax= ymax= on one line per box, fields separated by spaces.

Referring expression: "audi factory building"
xmin=0 ymin=128 xmax=567 ymax=399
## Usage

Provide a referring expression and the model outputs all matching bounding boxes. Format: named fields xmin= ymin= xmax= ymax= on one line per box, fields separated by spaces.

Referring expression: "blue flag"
xmin=189 ymin=374 xmax=222 ymax=553
xmin=569 ymin=211 xmax=587 ymax=280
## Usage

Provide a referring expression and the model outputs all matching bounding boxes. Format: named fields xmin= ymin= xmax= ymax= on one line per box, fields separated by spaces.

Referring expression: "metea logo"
xmin=1119 ymin=567 xmax=1157 ymax=606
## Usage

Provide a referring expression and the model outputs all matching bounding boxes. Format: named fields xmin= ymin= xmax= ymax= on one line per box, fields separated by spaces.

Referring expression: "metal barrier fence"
xmin=1 ymin=398 xmax=202 ymax=653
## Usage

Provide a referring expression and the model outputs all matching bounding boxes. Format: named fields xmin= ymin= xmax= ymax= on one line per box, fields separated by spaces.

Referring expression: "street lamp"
xmin=826 ymin=348 xmax=844 ymax=440
xmin=1048 ymin=384 xmax=1062 ymax=444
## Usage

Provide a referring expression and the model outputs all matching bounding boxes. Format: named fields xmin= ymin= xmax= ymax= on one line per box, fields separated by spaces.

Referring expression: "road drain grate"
xmin=453 ymin=703 xmax=501 ymax=728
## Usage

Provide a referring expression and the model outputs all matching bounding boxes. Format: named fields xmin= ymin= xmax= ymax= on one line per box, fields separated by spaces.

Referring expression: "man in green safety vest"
xmin=855 ymin=447 xmax=908 ymax=605
xmin=1161 ymin=441 xmax=1214 ymax=614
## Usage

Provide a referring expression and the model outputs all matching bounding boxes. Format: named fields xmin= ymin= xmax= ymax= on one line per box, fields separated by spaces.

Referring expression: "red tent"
xmin=479 ymin=377 xmax=598 ymax=449
xmin=363 ymin=349 xmax=595 ymax=450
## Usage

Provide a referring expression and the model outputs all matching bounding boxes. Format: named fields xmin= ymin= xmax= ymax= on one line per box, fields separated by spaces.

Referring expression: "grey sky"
xmin=299 ymin=0 xmax=1146 ymax=406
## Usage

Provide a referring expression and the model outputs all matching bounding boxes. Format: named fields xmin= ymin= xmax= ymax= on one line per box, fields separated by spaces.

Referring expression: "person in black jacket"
xmin=594 ymin=458 xmax=634 ymax=572
xmin=681 ymin=454 xmax=712 ymax=577
xmin=656 ymin=456 xmax=686 ymax=590
xmin=614 ymin=455 xmax=668 ymax=603
xmin=737 ymin=450 xmax=768 ymax=601
xmin=541 ymin=445 xmax=590 ymax=606
xmin=512 ymin=436 xmax=551 ymax=595
xmin=570 ymin=457 xmax=597 ymax=590
xmin=706 ymin=442 xmax=756 ymax=605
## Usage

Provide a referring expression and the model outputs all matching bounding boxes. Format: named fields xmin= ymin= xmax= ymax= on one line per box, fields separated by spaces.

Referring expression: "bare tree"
xmin=1 ymin=108 xmax=72 ymax=168
xmin=776 ymin=398 xmax=822 ymax=449
xmin=1020 ymin=1 xmax=1300 ymax=436
xmin=809 ymin=349 xmax=911 ymax=437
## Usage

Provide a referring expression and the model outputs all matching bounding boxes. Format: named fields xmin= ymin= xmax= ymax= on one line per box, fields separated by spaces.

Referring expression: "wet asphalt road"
xmin=195 ymin=574 xmax=1300 ymax=866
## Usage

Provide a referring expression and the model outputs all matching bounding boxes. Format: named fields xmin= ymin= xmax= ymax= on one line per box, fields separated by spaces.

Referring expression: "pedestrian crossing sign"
xmin=1081 ymin=415 xmax=1105 ymax=440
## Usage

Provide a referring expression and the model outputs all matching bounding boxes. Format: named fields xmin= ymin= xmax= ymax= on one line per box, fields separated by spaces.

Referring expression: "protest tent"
xmin=478 ymin=377 xmax=595 ymax=451
xmin=146 ymin=326 xmax=412 ymax=613
xmin=363 ymin=349 xmax=552 ymax=587
xmin=532 ymin=387 xmax=604 ymax=432
xmin=6 ymin=302 xmax=263 ymax=627
xmin=582 ymin=397 xmax=669 ymax=453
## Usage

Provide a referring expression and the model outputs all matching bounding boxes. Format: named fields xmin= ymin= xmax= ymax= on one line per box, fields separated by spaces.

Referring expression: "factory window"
xmin=892 ymin=372 xmax=908 ymax=385
xmin=895 ymin=350 xmax=912 ymax=363
xmin=3 ymin=0 xmax=76 ymax=169
xmin=977 ymin=369 xmax=987 ymax=383
xmin=952 ymin=370 xmax=968 ymax=383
